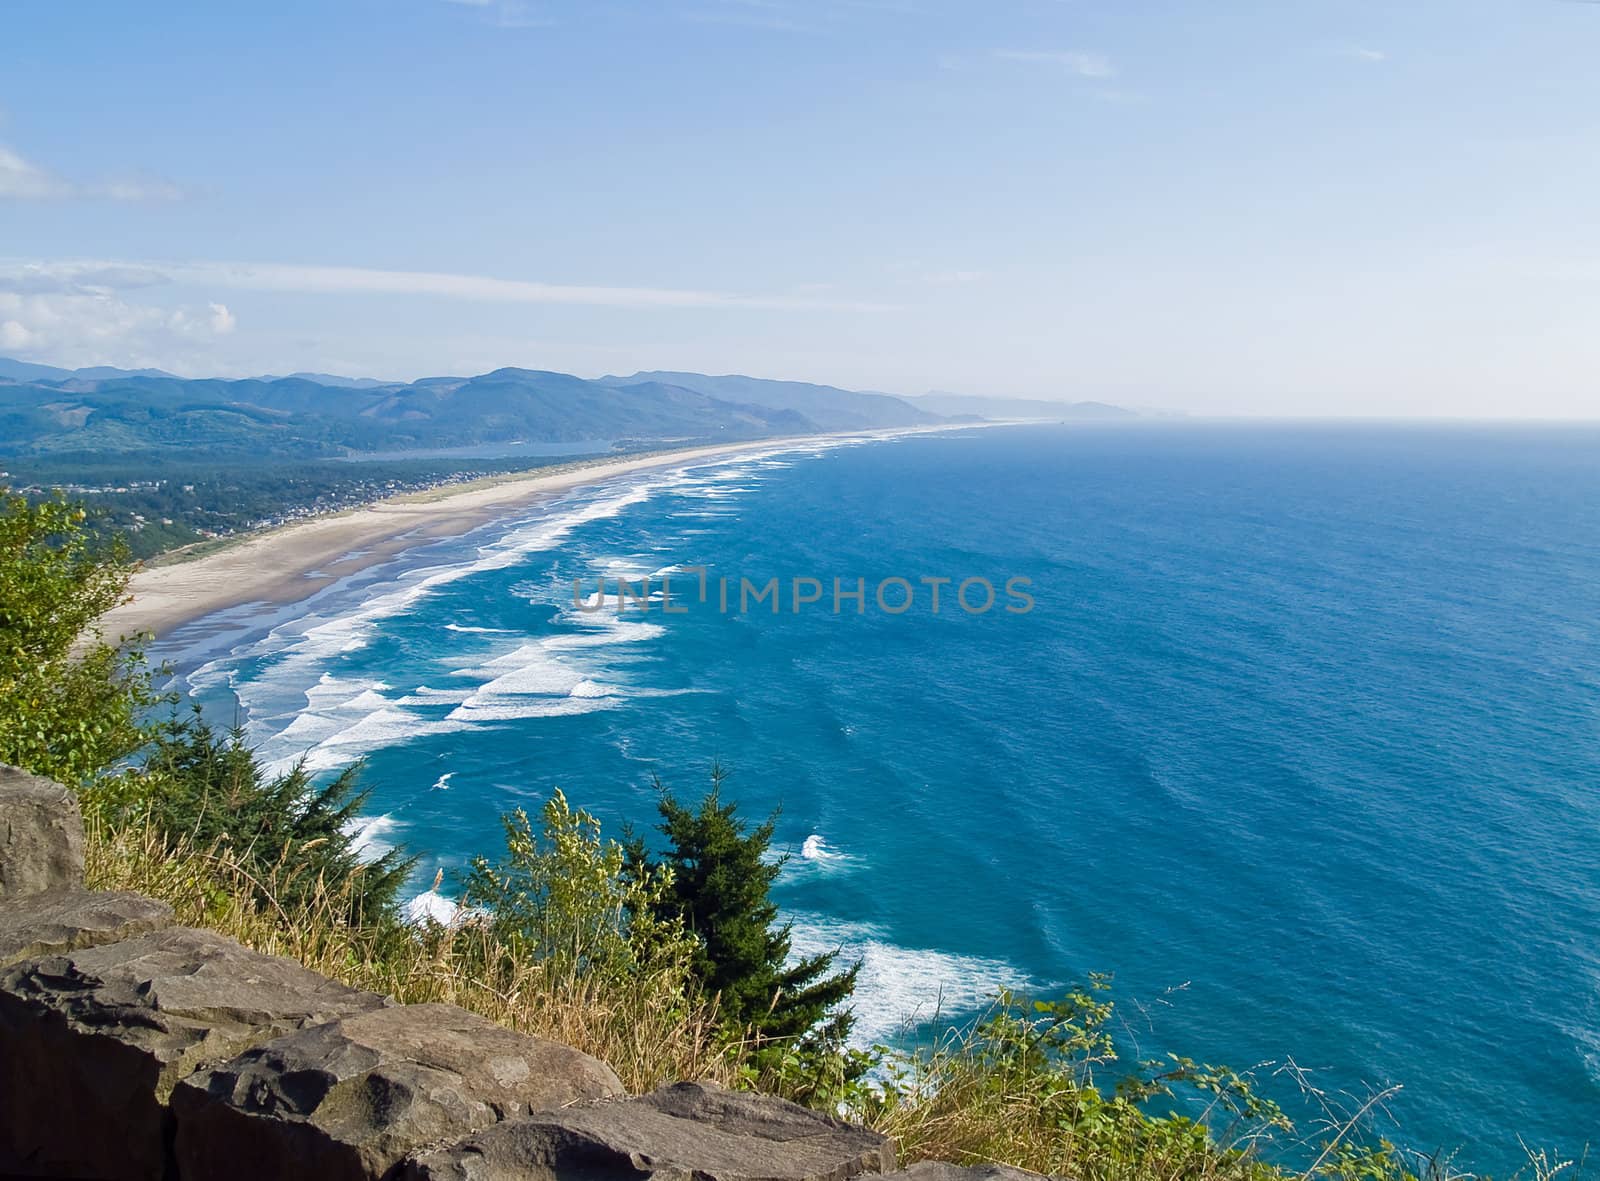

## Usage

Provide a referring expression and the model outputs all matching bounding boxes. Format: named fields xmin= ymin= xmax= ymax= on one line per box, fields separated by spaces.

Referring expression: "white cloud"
xmin=0 ymin=258 xmax=895 ymax=313
xmin=0 ymin=319 xmax=38 ymax=350
xmin=0 ymin=285 xmax=238 ymax=371
xmin=0 ymin=257 xmax=890 ymax=374
xmin=0 ymin=142 xmax=184 ymax=202
xmin=0 ymin=146 xmax=66 ymax=200
xmin=993 ymin=49 xmax=1116 ymax=79
xmin=0 ymin=264 xmax=172 ymax=296
xmin=98 ymin=178 xmax=186 ymax=202
xmin=440 ymin=0 xmax=552 ymax=29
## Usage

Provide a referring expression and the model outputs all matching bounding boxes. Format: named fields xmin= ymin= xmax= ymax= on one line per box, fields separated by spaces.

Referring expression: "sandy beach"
xmin=96 ymin=431 xmax=913 ymax=641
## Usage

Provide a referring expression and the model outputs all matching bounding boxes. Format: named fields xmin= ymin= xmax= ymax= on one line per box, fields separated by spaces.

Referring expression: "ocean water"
xmin=169 ymin=423 xmax=1600 ymax=1167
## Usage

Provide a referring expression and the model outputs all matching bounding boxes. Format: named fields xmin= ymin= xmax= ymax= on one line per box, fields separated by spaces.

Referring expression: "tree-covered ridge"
xmin=0 ymin=365 xmax=941 ymax=459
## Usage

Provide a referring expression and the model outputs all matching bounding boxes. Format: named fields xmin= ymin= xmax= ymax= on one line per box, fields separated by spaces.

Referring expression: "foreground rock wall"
xmin=0 ymin=765 xmax=1050 ymax=1180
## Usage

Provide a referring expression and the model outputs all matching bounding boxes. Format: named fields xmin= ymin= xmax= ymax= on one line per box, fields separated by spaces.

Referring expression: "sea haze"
xmin=170 ymin=423 xmax=1600 ymax=1169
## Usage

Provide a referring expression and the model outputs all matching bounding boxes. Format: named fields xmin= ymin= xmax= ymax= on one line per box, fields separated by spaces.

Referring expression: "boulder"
xmin=0 ymin=763 xmax=85 ymax=897
xmin=399 ymin=1080 xmax=895 ymax=1181
xmin=0 ymin=925 xmax=387 ymax=1181
xmin=888 ymin=1165 xmax=1056 ymax=1180
xmin=173 ymin=1002 xmax=625 ymax=1181
xmin=0 ymin=886 xmax=174 ymax=966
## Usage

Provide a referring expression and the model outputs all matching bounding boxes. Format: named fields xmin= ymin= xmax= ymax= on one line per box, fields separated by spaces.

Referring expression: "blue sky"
xmin=3 ymin=0 xmax=1597 ymax=416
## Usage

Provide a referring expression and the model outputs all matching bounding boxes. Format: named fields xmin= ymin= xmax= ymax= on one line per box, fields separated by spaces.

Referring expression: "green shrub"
xmin=462 ymin=788 xmax=694 ymax=983
xmin=0 ymin=491 xmax=164 ymax=785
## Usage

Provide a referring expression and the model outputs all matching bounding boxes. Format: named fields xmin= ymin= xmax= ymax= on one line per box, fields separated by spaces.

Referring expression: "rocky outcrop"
xmin=0 ymin=926 xmax=389 ymax=1180
xmin=173 ymin=1002 xmax=625 ymax=1181
xmin=0 ymin=763 xmax=86 ymax=897
xmin=0 ymin=885 xmax=173 ymax=966
xmin=0 ymin=767 xmax=1050 ymax=1181
xmin=399 ymin=1080 xmax=896 ymax=1180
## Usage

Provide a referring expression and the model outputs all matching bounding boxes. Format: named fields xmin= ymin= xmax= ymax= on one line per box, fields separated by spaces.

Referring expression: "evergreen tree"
xmin=137 ymin=711 xmax=414 ymax=923
xmin=634 ymin=766 xmax=860 ymax=1058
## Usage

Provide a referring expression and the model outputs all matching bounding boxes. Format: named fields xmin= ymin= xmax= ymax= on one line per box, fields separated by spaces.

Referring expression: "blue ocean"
xmin=168 ymin=424 xmax=1600 ymax=1169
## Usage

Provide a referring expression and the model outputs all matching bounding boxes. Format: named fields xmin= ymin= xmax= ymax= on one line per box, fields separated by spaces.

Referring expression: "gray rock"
xmin=173 ymin=1002 xmax=626 ymax=1181
xmin=400 ymin=1080 xmax=895 ymax=1181
xmin=0 ymin=886 xmax=174 ymax=966
xmin=0 ymin=763 xmax=85 ymax=897
xmin=0 ymin=925 xmax=388 ymax=1181
xmin=889 ymin=1165 xmax=1056 ymax=1180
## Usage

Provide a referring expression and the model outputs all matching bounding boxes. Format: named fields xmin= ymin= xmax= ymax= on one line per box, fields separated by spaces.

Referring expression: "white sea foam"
xmin=342 ymin=688 xmax=394 ymax=713
xmin=431 ymin=771 xmax=455 ymax=790
xmin=446 ymin=696 xmax=616 ymax=722
xmin=255 ymin=675 xmax=404 ymax=775
xmin=785 ymin=913 xmax=1032 ymax=1046
xmin=543 ymin=620 xmax=665 ymax=649
xmin=454 ymin=643 xmax=583 ymax=694
xmin=393 ymin=688 xmax=474 ymax=705
xmin=797 ymin=834 xmax=856 ymax=869
xmin=197 ymin=433 xmax=905 ymax=770
xmin=285 ymin=705 xmax=476 ymax=774
xmin=345 ymin=813 xmax=401 ymax=860
xmin=404 ymin=889 xmax=460 ymax=926
xmin=780 ymin=834 xmax=861 ymax=877
xmin=240 ymin=477 xmax=662 ymax=687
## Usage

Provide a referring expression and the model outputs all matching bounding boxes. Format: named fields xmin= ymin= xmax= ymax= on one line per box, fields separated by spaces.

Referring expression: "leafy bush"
xmin=854 ymin=978 xmax=1505 ymax=1181
xmin=0 ymin=491 xmax=163 ymax=784
xmin=462 ymin=789 xmax=694 ymax=983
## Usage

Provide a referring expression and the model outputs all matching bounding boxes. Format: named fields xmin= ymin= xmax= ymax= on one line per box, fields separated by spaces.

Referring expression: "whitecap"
xmin=344 ymin=813 xmax=401 ymax=860
xmin=192 ymin=432 xmax=921 ymax=769
xmin=393 ymin=688 xmax=474 ymax=705
xmin=785 ymin=913 xmax=1033 ymax=1047
xmin=404 ymin=889 xmax=459 ymax=926
xmin=802 ymin=834 xmax=837 ymax=861
xmin=446 ymin=696 xmax=617 ymax=723
xmin=786 ymin=834 xmax=860 ymax=877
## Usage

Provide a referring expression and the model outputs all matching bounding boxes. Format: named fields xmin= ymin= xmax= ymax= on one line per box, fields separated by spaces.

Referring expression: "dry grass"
xmin=857 ymin=1023 xmax=1287 ymax=1181
xmin=83 ymin=817 xmax=1584 ymax=1181
xmin=84 ymin=816 xmax=738 ymax=1095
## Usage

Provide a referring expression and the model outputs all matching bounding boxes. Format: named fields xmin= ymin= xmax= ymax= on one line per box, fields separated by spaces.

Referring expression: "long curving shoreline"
xmin=95 ymin=429 xmax=954 ymax=642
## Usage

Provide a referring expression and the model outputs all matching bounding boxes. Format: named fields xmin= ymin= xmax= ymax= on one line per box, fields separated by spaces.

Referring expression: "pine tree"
xmin=636 ymin=766 xmax=860 ymax=1057
xmin=137 ymin=711 xmax=414 ymax=924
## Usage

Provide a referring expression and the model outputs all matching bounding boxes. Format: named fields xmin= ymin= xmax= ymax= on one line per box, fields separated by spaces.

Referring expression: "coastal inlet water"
xmin=172 ymin=423 xmax=1600 ymax=1168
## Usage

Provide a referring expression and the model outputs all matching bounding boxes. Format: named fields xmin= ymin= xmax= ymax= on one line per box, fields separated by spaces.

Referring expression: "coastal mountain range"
xmin=0 ymin=357 xmax=1133 ymax=458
